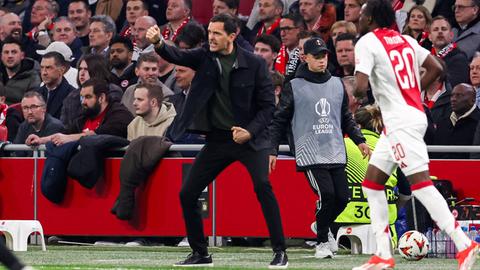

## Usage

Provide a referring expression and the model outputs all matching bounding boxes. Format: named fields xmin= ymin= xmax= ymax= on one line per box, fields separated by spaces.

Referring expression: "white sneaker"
xmin=328 ymin=230 xmax=338 ymax=253
xmin=311 ymin=222 xmax=338 ymax=253
xmin=177 ymin=237 xmax=189 ymax=247
xmin=315 ymin=242 xmax=334 ymax=258
xmin=21 ymin=267 xmax=36 ymax=270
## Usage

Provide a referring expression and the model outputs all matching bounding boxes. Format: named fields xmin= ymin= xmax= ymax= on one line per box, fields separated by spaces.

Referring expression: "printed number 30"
xmin=389 ymin=47 xmax=416 ymax=89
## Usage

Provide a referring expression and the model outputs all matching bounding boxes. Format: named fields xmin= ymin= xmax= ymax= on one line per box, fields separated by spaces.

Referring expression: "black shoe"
xmin=173 ymin=252 xmax=213 ymax=267
xmin=269 ymin=251 xmax=288 ymax=269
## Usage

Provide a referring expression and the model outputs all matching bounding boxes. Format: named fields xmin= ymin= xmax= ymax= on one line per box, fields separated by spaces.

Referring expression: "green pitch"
xmin=7 ymin=246 xmax=461 ymax=269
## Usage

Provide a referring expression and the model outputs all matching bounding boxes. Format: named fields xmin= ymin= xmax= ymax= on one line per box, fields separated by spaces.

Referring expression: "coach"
xmin=146 ymin=13 xmax=288 ymax=268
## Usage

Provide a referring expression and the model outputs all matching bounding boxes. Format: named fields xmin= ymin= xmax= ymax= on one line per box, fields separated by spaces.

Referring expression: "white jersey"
xmin=355 ymin=28 xmax=430 ymax=133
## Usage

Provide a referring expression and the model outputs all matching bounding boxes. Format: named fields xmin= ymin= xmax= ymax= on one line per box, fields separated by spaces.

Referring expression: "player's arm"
xmin=354 ymin=71 xmax=370 ymax=99
xmin=420 ymin=55 xmax=443 ymax=91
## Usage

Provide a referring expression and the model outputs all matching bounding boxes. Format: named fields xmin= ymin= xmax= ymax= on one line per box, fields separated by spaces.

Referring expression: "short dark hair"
xmin=137 ymin=52 xmax=160 ymax=67
xmin=270 ymin=70 xmax=284 ymax=88
xmin=110 ymin=35 xmax=134 ymax=52
xmin=210 ymin=13 xmax=238 ymax=35
xmin=127 ymin=0 xmax=148 ymax=10
xmin=363 ymin=0 xmax=395 ymax=28
xmin=297 ymin=30 xmax=321 ymax=40
xmin=184 ymin=0 xmax=193 ymax=10
xmin=1 ymin=36 xmax=24 ymax=52
xmin=335 ymin=33 xmax=357 ymax=46
xmin=255 ymin=34 xmax=281 ymax=53
xmin=431 ymin=15 xmax=452 ymax=30
xmin=82 ymin=79 xmax=109 ymax=101
xmin=218 ymin=0 xmax=239 ymax=9
xmin=135 ymin=82 xmax=164 ymax=104
xmin=175 ymin=22 xmax=206 ymax=48
xmin=23 ymin=91 xmax=46 ymax=104
xmin=42 ymin=51 xmax=68 ymax=68
xmin=281 ymin=13 xmax=304 ymax=28
xmin=69 ymin=0 xmax=89 ymax=11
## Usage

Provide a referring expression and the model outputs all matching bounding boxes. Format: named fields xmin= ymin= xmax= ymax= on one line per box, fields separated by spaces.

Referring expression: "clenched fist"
xmin=146 ymin=25 xmax=162 ymax=45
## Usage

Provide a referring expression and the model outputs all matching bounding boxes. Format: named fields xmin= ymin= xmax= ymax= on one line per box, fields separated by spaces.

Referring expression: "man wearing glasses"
xmin=453 ymin=0 xmax=480 ymax=60
xmin=14 ymin=91 xmax=64 ymax=156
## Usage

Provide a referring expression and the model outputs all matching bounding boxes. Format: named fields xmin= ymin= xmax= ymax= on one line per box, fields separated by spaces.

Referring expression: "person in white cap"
xmin=36 ymin=41 xmax=78 ymax=88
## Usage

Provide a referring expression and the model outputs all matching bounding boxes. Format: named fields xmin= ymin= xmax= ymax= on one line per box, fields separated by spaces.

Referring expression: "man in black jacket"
xmin=146 ymin=13 xmax=288 ymax=268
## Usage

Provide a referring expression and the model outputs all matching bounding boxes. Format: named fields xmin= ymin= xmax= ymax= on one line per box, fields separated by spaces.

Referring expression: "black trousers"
xmin=179 ymin=140 xmax=286 ymax=255
xmin=0 ymin=241 xmax=25 ymax=270
xmin=304 ymin=166 xmax=349 ymax=243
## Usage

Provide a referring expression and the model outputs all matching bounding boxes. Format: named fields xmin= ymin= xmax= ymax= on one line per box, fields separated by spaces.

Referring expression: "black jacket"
xmin=37 ymin=78 xmax=75 ymax=119
xmin=430 ymin=83 xmax=453 ymax=126
xmin=444 ymin=48 xmax=470 ymax=87
xmin=269 ymin=63 xmax=365 ymax=157
xmin=65 ymin=102 xmax=133 ymax=138
xmin=432 ymin=107 xmax=480 ymax=159
xmin=156 ymin=43 xmax=275 ymax=151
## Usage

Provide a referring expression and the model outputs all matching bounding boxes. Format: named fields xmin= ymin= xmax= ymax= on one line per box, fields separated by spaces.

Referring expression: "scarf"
xmin=162 ymin=17 xmax=191 ymax=41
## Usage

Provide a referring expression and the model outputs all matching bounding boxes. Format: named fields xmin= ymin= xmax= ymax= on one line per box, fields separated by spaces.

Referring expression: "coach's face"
xmin=208 ymin=21 xmax=236 ymax=54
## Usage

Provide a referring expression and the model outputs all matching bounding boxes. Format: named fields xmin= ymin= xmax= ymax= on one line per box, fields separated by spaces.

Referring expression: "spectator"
xmin=430 ymin=15 xmax=470 ymax=87
xmin=270 ymin=70 xmax=284 ymax=106
xmin=330 ymin=20 xmax=357 ymax=44
xmin=344 ymin=0 xmax=365 ymax=31
xmin=402 ymin=5 xmax=433 ymax=50
xmin=33 ymin=79 xmax=133 ymax=145
xmin=470 ymin=55 xmax=480 ymax=107
xmin=269 ymin=37 xmax=369 ymax=259
xmin=26 ymin=0 xmax=57 ymax=34
xmin=335 ymin=33 xmax=356 ymax=77
xmin=127 ymin=83 xmax=176 ymax=140
xmin=146 ymin=13 xmax=288 ymax=268
xmin=250 ymin=0 xmax=283 ymax=43
xmin=160 ymin=0 xmax=192 ymax=41
xmin=433 ymin=83 xmax=480 ymax=159
xmin=169 ymin=65 xmax=193 ymax=114
xmin=298 ymin=0 xmax=337 ymax=42
xmin=14 ymin=91 xmax=64 ymax=156
xmin=120 ymin=0 xmax=149 ymax=40
xmin=212 ymin=0 xmax=239 ymax=16
xmin=453 ymin=0 xmax=480 ymax=60
xmin=50 ymin=17 xmax=83 ymax=67
xmin=68 ymin=0 xmax=92 ymax=47
xmin=36 ymin=52 xmax=75 ymax=120
xmin=121 ymin=52 xmax=174 ymax=114
xmin=36 ymin=41 xmax=79 ymax=89
xmin=109 ymin=36 xmax=137 ymax=92
xmin=0 ymin=83 xmax=23 ymax=142
xmin=0 ymin=37 xmax=41 ymax=105
xmin=132 ymin=16 xmax=159 ymax=61
xmin=342 ymin=76 xmax=362 ymax=114
xmin=254 ymin=34 xmax=281 ymax=71
xmin=422 ymin=58 xmax=453 ymax=125
xmin=174 ymin=21 xmax=206 ymax=50
xmin=111 ymin=83 xmax=175 ymax=220
xmin=0 ymin=13 xmax=22 ymax=41
xmin=277 ymin=13 xmax=303 ymax=75
xmin=61 ymin=54 xmax=122 ymax=126
xmin=88 ymin=15 xmax=116 ymax=57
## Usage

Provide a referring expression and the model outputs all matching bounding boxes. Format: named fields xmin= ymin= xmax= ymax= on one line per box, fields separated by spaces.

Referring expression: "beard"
xmin=111 ymin=58 xmax=128 ymax=70
xmin=83 ymin=101 xmax=102 ymax=118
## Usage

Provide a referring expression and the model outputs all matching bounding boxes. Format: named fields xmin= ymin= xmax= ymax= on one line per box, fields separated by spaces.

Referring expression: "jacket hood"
xmin=150 ymin=101 xmax=177 ymax=127
xmin=295 ymin=62 xmax=332 ymax=83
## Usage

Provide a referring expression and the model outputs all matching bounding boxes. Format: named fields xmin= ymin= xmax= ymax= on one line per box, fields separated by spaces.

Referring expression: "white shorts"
xmin=369 ymin=125 xmax=429 ymax=176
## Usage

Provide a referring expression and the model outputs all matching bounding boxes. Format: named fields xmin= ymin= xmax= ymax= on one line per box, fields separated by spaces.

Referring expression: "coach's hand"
xmin=269 ymin=155 xmax=277 ymax=174
xmin=231 ymin=126 xmax=251 ymax=144
xmin=358 ymin=143 xmax=372 ymax=159
xmin=146 ymin=25 xmax=162 ymax=46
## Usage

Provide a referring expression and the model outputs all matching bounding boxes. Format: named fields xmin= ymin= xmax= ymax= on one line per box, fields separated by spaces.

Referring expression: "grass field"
xmin=5 ymin=245 xmax=465 ymax=269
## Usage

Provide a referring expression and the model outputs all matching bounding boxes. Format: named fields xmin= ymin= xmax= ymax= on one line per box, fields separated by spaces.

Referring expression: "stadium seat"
xmin=0 ymin=220 xmax=46 ymax=251
xmin=336 ymin=224 xmax=376 ymax=254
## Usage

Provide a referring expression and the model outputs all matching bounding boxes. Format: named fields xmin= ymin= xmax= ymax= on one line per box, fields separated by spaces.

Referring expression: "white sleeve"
xmin=355 ymin=34 xmax=375 ymax=77
xmin=403 ymin=35 xmax=430 ymax=66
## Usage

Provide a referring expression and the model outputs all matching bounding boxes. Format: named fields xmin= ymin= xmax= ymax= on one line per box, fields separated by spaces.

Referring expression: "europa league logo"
xmin=315 ymin=98 xmax=330 ymax=117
